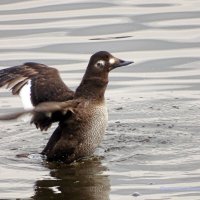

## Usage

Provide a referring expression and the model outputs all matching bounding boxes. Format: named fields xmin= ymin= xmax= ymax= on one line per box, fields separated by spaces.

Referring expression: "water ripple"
xmin=0 ymin=0 xmax=200 ymax=199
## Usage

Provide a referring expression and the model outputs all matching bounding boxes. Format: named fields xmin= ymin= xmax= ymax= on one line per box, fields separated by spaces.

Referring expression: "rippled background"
xmin=0 ymin=0 xmax=200 ymax=199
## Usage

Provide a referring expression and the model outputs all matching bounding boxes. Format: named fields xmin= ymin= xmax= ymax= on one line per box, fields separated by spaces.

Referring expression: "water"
xmin=0 ymin=0 xmax=200 ymax=199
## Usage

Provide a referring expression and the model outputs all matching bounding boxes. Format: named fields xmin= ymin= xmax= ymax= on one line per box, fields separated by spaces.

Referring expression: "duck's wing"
xmin=0 ymin=100 xmax=81 ymax=131
xmin=0 ymin=62 xmax=74 ymax=109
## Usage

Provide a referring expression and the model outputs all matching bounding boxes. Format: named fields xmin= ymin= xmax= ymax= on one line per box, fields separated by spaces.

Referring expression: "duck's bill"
xmin=117 ymin=59 xmax=134 ymax=67
xmin=109 ymin=58 xmax=134 ymax=71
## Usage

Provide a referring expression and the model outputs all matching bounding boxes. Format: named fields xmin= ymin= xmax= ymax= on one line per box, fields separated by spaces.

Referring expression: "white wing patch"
xmin=19 ymin=79 xmax=34 ymax=110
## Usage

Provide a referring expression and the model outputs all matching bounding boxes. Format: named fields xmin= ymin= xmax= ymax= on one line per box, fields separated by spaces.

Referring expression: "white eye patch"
xmin=95 ymin=60 xmax=105 ymax=68
xmin=109 ymin=58 xmax=116 ymax=65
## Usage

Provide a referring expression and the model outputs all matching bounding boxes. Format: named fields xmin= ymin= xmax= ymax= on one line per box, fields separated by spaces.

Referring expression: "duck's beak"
xmin=109 ymin=57 xmax=134 ymax=71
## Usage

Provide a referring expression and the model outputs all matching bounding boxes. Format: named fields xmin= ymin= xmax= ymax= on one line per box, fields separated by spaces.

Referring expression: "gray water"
xmin=0 ymin=0 xmax=200 ymax=199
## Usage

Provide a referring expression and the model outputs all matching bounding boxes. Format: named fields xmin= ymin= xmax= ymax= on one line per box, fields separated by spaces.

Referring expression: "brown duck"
xmin=0 ymin=51 xmax=133 ymax=163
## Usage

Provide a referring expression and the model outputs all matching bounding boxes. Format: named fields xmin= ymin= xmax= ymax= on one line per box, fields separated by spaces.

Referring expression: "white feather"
xmin=19 ymin=79 xmax=34 ymax=110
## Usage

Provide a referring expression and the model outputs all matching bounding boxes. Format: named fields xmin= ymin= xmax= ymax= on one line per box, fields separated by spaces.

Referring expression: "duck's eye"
xmin=95 ymin=60 xmax=105 ymax=68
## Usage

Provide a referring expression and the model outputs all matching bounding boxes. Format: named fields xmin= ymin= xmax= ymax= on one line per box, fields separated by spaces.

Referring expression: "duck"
xmin=0 ymin=51 xmax=133 ymax=163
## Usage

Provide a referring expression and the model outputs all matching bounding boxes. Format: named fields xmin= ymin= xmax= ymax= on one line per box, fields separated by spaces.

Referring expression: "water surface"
xmin=0 ymin=0 xmax=200 ymax=199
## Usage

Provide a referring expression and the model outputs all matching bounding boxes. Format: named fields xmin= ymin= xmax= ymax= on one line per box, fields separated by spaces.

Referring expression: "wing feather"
xmin=0 ymin=63 xmax=74 ymax=106
xmin=0 ymin=100 xmax=80 ymax=131
xmin=0 ymin=62 xmax=75 ymax=130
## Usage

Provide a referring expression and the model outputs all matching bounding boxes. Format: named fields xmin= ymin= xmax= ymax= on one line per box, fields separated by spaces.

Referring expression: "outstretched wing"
xmin=0 ymin=62 xmax=74 ymax=109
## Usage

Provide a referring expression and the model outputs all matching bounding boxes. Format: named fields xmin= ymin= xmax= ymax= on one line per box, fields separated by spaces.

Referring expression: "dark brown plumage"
xmin=0 ymin=51 xmax=133 ymax=163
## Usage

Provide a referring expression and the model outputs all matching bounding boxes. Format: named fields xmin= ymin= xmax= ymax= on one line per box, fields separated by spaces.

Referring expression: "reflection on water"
xmin=33 ymin=160 xmax=110 ymax=200
xmin=0 ymin=0 xmax=200 ymax=199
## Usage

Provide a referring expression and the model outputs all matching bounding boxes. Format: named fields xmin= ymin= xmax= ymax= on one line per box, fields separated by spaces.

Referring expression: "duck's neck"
xmin=75 ymin=77 xmax=108 ymax=102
